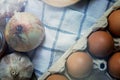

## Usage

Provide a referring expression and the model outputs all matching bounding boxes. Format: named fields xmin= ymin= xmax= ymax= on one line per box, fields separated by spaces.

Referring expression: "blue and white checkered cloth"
xmin=24 ymin=0 xmax=117 ymax=78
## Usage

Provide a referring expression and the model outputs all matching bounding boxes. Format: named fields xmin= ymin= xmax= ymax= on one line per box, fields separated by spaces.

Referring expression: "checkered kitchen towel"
xmin=24 ymin=0 xmax=117 ymax=78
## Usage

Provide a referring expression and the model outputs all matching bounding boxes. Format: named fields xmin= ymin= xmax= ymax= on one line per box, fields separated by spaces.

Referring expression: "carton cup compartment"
xmin=39 ymin=1 xmax=120 ymax=80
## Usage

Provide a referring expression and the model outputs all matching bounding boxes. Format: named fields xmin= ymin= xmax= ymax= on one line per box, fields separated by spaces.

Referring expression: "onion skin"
xmin=5 ymin=12 xmax=45 ymax=52
xmin=0 ymin=52 xmax=33 ymax=80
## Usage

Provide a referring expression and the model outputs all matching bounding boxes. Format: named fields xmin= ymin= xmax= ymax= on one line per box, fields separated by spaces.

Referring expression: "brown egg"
xmin=46 ymin=74 xmax=68 ymax=80
xmin=108 ymin=52 xmax=120 ymax=79
xmin=108 ymin=10 xmax=120 ymax=37
xmin=66 ymin=52 xmax=93 ymax=78
xmin=88 ymin=31 xmax=114 ymax=58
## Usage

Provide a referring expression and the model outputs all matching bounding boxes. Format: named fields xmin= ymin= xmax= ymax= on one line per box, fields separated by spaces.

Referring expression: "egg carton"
xmin=38 ymin=1 xmax=120 ymax=80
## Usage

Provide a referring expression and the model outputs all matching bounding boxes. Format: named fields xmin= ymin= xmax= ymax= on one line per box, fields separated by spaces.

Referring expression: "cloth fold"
xmin=25 ymin=0 xmax=116 ymax=78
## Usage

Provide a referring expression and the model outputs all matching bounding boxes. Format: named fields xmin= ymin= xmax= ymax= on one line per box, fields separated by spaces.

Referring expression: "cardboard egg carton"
xmin=38 ymin=1 xmax=120 ymax=80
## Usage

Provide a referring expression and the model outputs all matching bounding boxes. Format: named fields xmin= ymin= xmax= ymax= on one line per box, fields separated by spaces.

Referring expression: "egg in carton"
xmin=39 ymin=0 xmax=120 ymax=80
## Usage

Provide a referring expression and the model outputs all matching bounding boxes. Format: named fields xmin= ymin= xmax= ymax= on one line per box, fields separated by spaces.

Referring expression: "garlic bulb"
xmin=5 ymin=12 xmax=45 ymax=52
xmin=0 ymin=52 xmax=33 ymax=80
